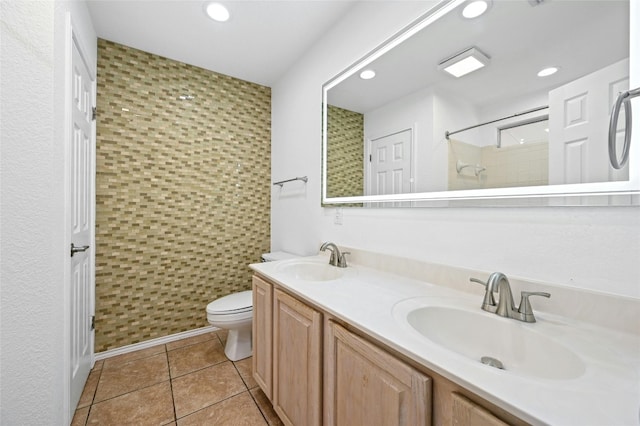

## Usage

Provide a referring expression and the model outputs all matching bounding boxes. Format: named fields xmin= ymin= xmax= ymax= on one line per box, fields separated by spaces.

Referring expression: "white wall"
xmin=271 ymin=1 xmax=640 ymax=299
xmin=364 ymin=87 xmax=439 ymax=192
xmin=0 ymin=1 xmax=96 ymax=424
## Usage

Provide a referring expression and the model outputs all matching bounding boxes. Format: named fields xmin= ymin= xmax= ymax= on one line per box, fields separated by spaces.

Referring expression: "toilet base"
xmin=224 ymin=327 xmax=252 ymax=361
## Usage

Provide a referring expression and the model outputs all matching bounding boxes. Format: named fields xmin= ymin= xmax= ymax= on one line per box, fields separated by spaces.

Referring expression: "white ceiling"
xmin=329 ymin=0 xmax=629 ymax=113
xmin=86 ymin=0 xmax=630 ymax=111
xmin=86 ymin=0 xmax=357 ymax=87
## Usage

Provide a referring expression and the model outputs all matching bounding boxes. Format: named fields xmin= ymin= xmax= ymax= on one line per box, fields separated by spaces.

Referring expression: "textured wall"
xmin=1 ymin=1 xmax=97 ymax=424
xmin=326 ymin=105 xmax=364 ymax=198
xmin=95 ymin=40 xmax=271 ymax=352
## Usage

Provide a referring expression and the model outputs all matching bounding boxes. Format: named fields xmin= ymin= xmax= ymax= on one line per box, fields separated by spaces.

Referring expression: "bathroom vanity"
xmin=250 ymin=251 xmax=639 ymax=426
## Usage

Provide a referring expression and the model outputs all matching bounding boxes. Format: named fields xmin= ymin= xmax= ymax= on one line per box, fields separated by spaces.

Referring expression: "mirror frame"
xmin=322 ymin=0 xmax=640 ymax=205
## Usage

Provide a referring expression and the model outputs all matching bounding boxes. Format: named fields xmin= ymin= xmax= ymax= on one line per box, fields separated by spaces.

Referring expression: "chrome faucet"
xmin=470 ymin=272 xmax=550 ymax=323
xmin=319 ymin=242 xmax=349 ymax=268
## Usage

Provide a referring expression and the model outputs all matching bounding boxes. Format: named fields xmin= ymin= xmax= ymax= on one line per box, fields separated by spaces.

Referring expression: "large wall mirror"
xmin=322 ymin=0 xmax=640 ymax=206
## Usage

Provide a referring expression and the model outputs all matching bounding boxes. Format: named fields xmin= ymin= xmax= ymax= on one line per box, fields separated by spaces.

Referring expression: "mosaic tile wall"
xmin=95 ymin=40 xmax=271 ymax=352
xmin=326 ymin=105 xmax=364 ymax=198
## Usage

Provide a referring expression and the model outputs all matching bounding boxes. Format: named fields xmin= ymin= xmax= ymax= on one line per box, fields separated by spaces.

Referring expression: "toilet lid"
xmin=206 ymin=290 xmax=252 ymax=314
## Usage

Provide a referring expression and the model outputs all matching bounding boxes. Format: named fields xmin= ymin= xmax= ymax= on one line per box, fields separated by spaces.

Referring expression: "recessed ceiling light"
xmin=462 ymin=0 xmax=491 ymax=19
xmin=205 ymin=2 xmax=230 ymax=22
xmin=359 ymin=69 xmax=376 ymax=80
xmin=537 ymin=67 xmax=558 ymax=77
xmin=438 ymin=47 xmax=490 ymax=78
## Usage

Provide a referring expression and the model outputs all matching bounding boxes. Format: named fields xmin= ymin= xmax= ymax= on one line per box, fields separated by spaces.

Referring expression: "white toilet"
xmin=206 ymin=290 xmax=254 ymax=361
xmin=206 ymin=251 xmax=298 ymax=361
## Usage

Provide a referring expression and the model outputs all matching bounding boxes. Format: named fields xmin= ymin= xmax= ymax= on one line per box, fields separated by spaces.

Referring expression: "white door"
xmin=367 ymin=129 xmax=413 ymax=198
xmin=548 ymin=59 xmax=629 ymax=204
xmin=69 ymin=36 xmax=95 ymax=412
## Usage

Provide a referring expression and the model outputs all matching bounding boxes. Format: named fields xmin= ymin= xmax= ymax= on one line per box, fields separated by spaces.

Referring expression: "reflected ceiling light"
xmin=537 ymin=66 xmax=558 ymax=77
xmin=462 ymin=0 xmax=491 ymax=19
xmin=359 ymin=69 xmax=376 ymax=80
xmin=205 ymin=2 xmax=230 ymax=22
xmin=438 ymin=47 xmax=490 ymax=78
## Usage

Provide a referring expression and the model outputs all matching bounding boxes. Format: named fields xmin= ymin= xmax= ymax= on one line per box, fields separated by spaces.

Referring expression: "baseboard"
xmin=94 ymin=326 xmax=219 ymax=361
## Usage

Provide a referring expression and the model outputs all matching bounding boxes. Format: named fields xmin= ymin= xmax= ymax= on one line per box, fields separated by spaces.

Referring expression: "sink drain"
xmin=481 ymin=356 xmax=505 ymax=370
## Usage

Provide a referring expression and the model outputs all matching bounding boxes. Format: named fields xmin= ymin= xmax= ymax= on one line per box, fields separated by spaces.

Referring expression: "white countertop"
xmin=250 ymin=255 xmax=640 ymax=426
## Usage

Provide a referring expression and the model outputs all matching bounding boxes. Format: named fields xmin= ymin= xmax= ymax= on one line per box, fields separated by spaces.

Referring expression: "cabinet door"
xmin=325 ymin=321 xmax=432 ymax=426
xmin=273 ymin=289 xmax=322 ymax=426
xmin=252 ymin=275 xmax=273 ymax=399
xmin=451 ymin=393 xmax=509 ymax=426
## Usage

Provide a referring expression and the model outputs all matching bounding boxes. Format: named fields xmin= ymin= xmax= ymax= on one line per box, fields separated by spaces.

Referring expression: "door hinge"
xmin=90 ymin=315 xmax=95 ymax=331
xmin=369 ymin=154 xmax=372 ymax=162
xmin=92 ymin=107 xmax=97 ymax=121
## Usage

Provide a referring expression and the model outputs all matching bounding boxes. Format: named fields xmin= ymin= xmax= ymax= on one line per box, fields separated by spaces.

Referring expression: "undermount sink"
xmin=404 ymin=304 xmax=585 ymax=380
xmin=275 ymin=260 xmax=344 ymax=282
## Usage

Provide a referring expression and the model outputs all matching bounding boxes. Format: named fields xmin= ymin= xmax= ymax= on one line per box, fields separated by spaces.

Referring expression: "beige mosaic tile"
xmin=326 ymin=105 xmax=363 ymax=198
xmin=95 ymin=39 xmax=271 ymax=352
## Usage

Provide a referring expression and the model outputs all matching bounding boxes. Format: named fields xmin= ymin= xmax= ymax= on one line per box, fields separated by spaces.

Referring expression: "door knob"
xmin=70 ymin=243 xmax=90 ymax=257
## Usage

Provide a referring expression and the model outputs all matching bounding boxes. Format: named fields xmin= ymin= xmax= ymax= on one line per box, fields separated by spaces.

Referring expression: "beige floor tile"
xmin=87 ymin=382 xmax=175 ymax=425
xmin=166 ymin=331 xmax=218 ymax=352
xmin=234 ymin=357 xmax=258 ymax=389
xmin=94 ymin=353 xmax=169 ymax=402
xmin=177 ymin=391 xmax=267 ymax=426
xmin=172 ymin=361 xmax=246 ymax=419
xmin=71 ymin=406 xmax=90 ymax=426
xmin=217 ymin=329 xmax=228 ymax=346
xmin=92 ymin=359 xmax=104 ymax=371
xmin=167 ymin=339 xmax=227 ymax=378
xmin=103 ymin=345 xmax=166 ymax=369
xmin=250 ymin=388 xmax=284 ymax=426
xmin=78 ymin=370 xmax=101 ymax=408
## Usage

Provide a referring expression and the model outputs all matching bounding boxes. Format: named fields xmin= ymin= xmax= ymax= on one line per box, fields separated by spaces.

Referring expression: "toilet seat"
xmin=207 ymin=309 xmax=252 ymax=324
xmin=206 ymin=290 xmax=252 ymax=315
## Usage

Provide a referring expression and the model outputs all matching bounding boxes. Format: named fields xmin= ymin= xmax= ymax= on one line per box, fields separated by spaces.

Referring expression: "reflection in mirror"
xmin=326 ymin=105 xmax=363 ymax=198
xmin=323 ymin=0 xmax=638 ymax=205
xmin=449 ymin=116 xmax=550 ymax=191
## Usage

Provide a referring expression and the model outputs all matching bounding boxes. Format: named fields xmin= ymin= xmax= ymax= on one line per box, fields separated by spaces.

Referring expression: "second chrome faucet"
xmin=319 ymin=242 xmax=350 ymax=268
xmin=471 ymin=272 xmax=550 ymax=323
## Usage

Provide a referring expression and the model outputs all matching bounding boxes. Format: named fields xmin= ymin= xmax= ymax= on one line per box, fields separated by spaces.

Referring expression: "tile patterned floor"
xmin=72 ymin=330 xmax=284 ymax=425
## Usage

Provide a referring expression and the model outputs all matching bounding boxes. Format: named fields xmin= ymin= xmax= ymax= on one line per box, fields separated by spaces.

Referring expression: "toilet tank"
xmin=261 ymin=251 xmax=299 ymax=262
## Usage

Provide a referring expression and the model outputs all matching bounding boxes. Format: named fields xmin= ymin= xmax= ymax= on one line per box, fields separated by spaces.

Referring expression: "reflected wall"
xmin=326 ymin=105 xmax=364 ymax=198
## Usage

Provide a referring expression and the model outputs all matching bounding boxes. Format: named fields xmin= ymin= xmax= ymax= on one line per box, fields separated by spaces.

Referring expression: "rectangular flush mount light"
xmin=438 ymin=47 xmax=490 ymax=78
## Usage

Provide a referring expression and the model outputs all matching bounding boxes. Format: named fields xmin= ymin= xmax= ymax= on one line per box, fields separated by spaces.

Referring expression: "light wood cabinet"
xmin=272 ymin=288 xmax=322 ymax=426
xmin=324 ymin=320 xmax=432 ymax=426
xmin=252 ymin=273 xmax=522 ymax=426
xmin=451 ymin=393 xmax=509 ymax=426
xmin=252 ymin=275 xmax=273 ymax=399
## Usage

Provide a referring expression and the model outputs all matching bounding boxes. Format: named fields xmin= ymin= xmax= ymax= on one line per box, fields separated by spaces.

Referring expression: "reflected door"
xmin=368 ymin=129 xmax=413 ymax=197
xmin=548 ymin=59 xmax=629 ymax=187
